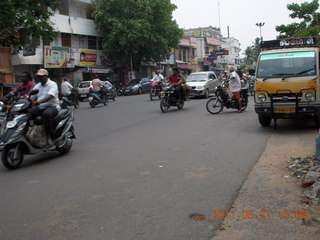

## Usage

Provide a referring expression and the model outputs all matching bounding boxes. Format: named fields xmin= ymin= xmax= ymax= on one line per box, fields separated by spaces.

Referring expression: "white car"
xmin=186 ymin=71 xmax=219 ymax=98
xmin=77 ymin=81 xmax=92 ymax=101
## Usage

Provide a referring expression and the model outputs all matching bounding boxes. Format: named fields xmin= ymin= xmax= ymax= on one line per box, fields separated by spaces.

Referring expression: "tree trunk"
xmin=0 ymin=47 xmax=13 ymax=83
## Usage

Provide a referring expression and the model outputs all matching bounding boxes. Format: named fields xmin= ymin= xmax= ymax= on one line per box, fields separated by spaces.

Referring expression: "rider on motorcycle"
xmin=28 ymin=68 xmax=61 ymax=145
xmin=2 ymin=72 xmax=35 ymax=99
xmin=152 ymin=70 xmax=164 ymax=83
xmin=169 ymin=68 xmax=183 ymax=102
xmin=92 ymin=74 xmax=107 ymax=101
xmin=228 ymin=67 xmax=242 ymax=112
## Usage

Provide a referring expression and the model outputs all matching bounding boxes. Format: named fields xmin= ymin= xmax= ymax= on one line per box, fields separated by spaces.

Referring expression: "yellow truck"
xmin=254 ymin=37 xmax=319 ymax=127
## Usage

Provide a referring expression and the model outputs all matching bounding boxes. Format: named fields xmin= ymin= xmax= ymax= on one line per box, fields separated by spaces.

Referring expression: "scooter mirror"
xmin=29 ymin=89 xmax=39 ymax=96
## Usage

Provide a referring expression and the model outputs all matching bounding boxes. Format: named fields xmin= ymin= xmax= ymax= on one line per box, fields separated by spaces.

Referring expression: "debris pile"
xmin=288 ymin=156 xmax=320 ymax=204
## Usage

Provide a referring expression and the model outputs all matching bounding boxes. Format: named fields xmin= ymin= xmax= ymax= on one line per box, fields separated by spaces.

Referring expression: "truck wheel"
xmin=258 ymin=115 xmax=272 ymax=127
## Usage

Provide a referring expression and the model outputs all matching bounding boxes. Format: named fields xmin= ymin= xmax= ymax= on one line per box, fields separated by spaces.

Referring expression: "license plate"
xmin=274 ymin=107 xmax=296 ymax=113
xmin=80 ymin=94 xmax=87 ymax=97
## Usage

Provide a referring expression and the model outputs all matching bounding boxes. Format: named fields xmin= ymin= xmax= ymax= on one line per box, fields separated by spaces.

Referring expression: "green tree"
xmin=276 ymin=0 xmax=320 ymax=38
xmin=0 ymin=0 xmax=60 ymax=52
xmin=93 ymin=0 xmax=183 ymax=70
xmin=244 ymin=38 xmax=261 ymax=67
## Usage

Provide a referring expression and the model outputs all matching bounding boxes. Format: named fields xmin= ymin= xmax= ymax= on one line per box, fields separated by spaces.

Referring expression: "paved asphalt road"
xmin=0 ymin=94 xmax=273 ymax=240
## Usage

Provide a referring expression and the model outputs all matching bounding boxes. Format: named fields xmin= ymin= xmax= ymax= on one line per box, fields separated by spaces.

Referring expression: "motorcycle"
xmin=206 ymin=81 xmax=248 ymax=114
xmin=0 ymin=89 xmax=75 ymax=170
xmin=248 ymin=75 xmax=255 ymax=96
xmin=150 ymin=80 xmax=163 ymax=101
xmin=160 ymin=83 xmax=184 ymax=113
xmin=116 ymin=83 xmax=125 ymax=96
xmin=60 ymin=89 xmax=79 ymax=109
xmin=106 ymin=86 xmax=117 ymax=101
xmin=88 ymin=87 xmax=108 ymax=108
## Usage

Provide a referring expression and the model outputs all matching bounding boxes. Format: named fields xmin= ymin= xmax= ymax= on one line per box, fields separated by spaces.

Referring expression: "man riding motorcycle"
xmin=28 ymin=68 xmax=61 ymax=145
xmin=169 ymin=68 xmax=183 ymax=102
xmin=92 ymin=75 xmax=107 ymax=101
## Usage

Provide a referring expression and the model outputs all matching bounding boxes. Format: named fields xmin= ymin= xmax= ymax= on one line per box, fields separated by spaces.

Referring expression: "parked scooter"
xmin=0 ymin=89 xmax=75 ymax=170
xmin=88 ymin=87 xmax=108 ymax=108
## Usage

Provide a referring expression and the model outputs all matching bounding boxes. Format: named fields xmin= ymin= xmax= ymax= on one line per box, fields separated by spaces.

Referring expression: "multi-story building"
xmin=10 ymin=0 xmax=113 ymax=87
xmin=174 ymin=26 xmax=223 ymax=73
xmin=220 ymin=37 xmax=241 ymax=69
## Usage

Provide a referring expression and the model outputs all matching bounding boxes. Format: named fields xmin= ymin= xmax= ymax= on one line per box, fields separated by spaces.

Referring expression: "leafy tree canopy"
xmin=244 ymin=38 xmax=261 ymax=67
xmin=276 ymin=0 xmax=320 ymax=38
xmin=93 ymin=0 xmax=183 ymax=69
xmin=0 ymin=0 xmax=60 ymax=52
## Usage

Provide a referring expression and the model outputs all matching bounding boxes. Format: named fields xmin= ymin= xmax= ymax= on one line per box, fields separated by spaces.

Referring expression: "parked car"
xmin=124 ymin=78 xmax=152 ymax=95
xmin=186 ymin=71 xmax=219 ymax=98
xmin=78 ymin=81 xmax=92 ymax=101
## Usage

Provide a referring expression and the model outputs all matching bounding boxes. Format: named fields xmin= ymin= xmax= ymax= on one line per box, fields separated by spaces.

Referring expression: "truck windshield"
xmin=256 ymin=51 xmax=316 ymax=79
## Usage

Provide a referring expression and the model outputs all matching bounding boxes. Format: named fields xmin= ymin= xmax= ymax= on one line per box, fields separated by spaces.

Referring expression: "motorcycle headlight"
xmin=11 ymin=103 xmax=24 ymax=112
xmin=10 ymin=122 xmax=27 ymax=139
xmin=305 ymin=92 xmax=315 ymax=102
xmin=6 ymin=120 xmax=17 ymax=128
xmin=257 ymin=93 xmax=267 ymax=102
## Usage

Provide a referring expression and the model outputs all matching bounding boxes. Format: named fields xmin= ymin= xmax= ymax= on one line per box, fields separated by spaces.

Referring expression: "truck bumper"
xmin=255 ymin=103 xmax=320 ymax=119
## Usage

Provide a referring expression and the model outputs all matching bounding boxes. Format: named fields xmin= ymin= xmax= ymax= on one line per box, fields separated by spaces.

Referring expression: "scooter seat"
xmin=53 ymin=109 xmax=69 ymax=124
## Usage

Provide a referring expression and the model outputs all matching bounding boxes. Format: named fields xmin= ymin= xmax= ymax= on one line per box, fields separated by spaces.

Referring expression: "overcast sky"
xmin=171 ymin=0 xmax=315 ymax=56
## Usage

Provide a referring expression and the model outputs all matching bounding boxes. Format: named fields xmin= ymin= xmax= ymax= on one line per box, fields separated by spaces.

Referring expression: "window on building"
xmin=86 ymin=5 xmax=94 ymax=20
xmin=98 ymin=37 xmax=103 ymax=50
xmin=31 ymin=35 xmax=41 ymax=46
xmin=205 ymin=46 xmax=209 ymax=55
xmin=76 ymin=2 xmax=87 ymax=18
xmin=192 ymin=48 xmax=196 ymax=58
xmin=79 ymin=35 xmax=87 ymax=48
xmin=88 ymin=36 xmax=97 ymax=49
xmin=59 ymin=0 xmax=69 ymax=16
xmin=61 ymin=33 xmax=71 ymax=47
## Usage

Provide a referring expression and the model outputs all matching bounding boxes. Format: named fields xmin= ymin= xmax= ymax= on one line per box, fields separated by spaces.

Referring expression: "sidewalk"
xmin=212 ymin=128 xmax=320 ymax=240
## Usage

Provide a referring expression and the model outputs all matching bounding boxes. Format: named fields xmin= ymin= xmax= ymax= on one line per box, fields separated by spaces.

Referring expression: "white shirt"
xmin=229 ymin=71 xmax=241 ymax=92
xmin=61 ymin=81 xmax=73 ymax=96
xmin=33 ymin=78 xmax=61 ymax=110
xmin=152 ymin=74 xmax=164 ymax=82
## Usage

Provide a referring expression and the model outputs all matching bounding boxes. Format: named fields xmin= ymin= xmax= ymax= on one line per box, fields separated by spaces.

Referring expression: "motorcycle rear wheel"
xmin=240 ymin=99 xmax=248 ymax=111
xmin=206 ymin=98 xmax=223 ymax=114
xmin=177 ymin=100 xmax=184 ymax=110
xmin=160 ymin=97 xmax=169 ymax=113
xmin=2 ymin=144 xmax=24 ymax=170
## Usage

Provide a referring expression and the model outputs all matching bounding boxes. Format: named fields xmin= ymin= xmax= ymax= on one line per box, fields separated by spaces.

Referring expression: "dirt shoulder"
xmin=212 ymin=128 xmax=320 ymax=240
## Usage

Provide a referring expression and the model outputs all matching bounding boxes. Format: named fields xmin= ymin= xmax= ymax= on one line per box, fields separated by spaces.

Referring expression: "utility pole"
xmin=256 ymin=22 xmax=265 ymax=41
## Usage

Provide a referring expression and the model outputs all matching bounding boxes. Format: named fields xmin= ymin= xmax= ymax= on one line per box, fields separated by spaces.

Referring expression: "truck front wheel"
xmin=258 ymin=115 xmax=272 ymax=127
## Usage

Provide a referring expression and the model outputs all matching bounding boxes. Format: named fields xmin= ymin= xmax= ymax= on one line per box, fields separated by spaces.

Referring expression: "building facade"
xmin=10 ymin=0 xmax=113 ymax=87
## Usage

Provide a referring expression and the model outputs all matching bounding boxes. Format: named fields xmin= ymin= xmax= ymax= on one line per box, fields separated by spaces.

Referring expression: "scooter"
xmin=88 ymin=88 xmax=108 ymax=108
xmin=0 ymin=89 xmax=76 ymax=170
